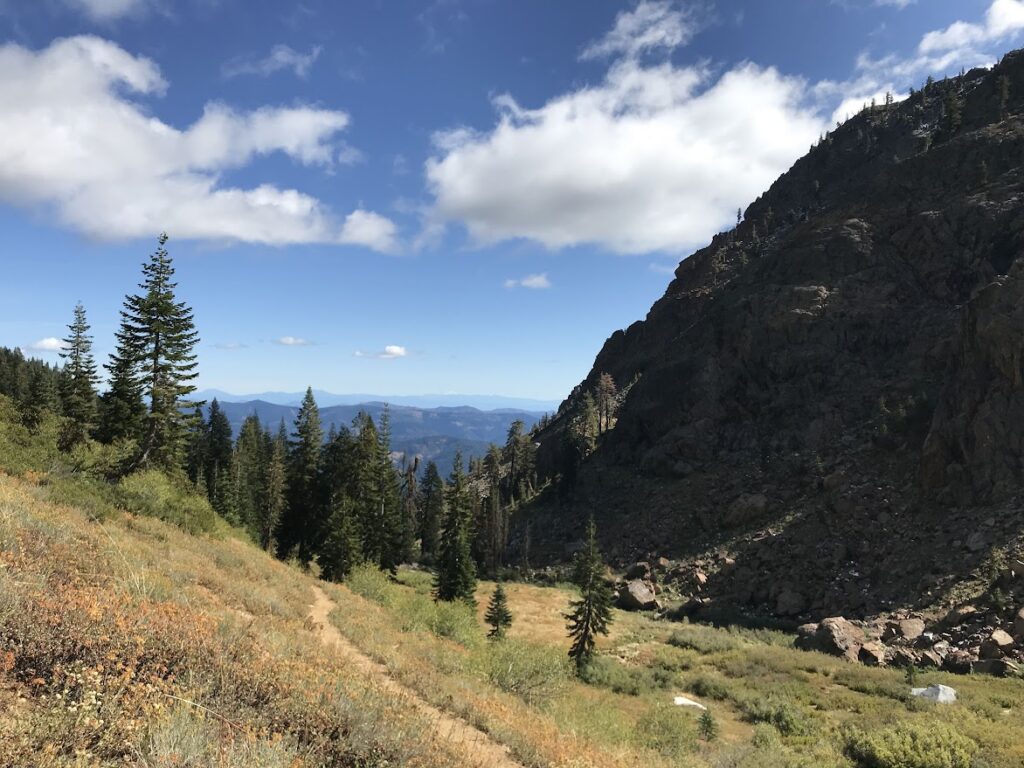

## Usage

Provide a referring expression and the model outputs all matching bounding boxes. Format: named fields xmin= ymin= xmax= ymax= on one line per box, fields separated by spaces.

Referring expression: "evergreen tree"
xmin=595 ymin=373 xmax=618 ymax=435
xmin=278 ymin=387 xmax=323 ymax=564
xmin=478 ymin=444 xmax=507 ymax=575
xmin=398 ymin=456 xmax=420 ymax=564
xmin=418 ymin=461 xmax=444 ymax=561
xmin=998 ymin=74 xmax=1011 ymax=120
xmin=96 ymin=324 xmax=146 ymax=446
xmin=485 ymin=582 xmax=513 ymax=640
xmin=351 ymin=412 xmax=383 ymax=562
xmin=698 ymin=710 xmax=719 ymax=742
xmin=565 ymin=518 xmax=614 ymax=673
xmin=320 ymin=497 xmax=362 ymax=582
xmin=105 ymin=234 xmax=200 ymax=467
xmin=234 ymin=414 xmax=269 ymax=538
xmin=943 ymin=89 xmax=964 ymax=136
xmin=376 ymin=405 xmax=404 ymax=571
xmin=434 ymin=452 xmax=476 ymax=603
xmin=58 ymin=302 xmax=99 ymax=448
xmin=21 ymin=366 xmax=56 ymax=434
xmin=261 ymin=421 xmax=288 ymax=552
xmin=184 ymin=405 xmax=208 ymax=486
xmin=204 ymin=399 xmax=234 ymax=510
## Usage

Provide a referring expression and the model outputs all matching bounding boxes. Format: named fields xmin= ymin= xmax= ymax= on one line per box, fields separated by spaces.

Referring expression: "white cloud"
xmin=355 ymin=345 xmax=408 ymax=359
xmin=0 ymin=36 xmax=397 ymax=250
xmin=427 ymin=57 xmax=823 ymax=255
xmin=823 ymin=0 xmax=1024 ymax=125
xmin=222 ymin=44 xmax=323 ymax=79
xmin=504 ymin=273 xmax=551 ymax=289
xmin=64 ymin=0 xmax=151 ymax=22
xmin=580 ymin=1 xmax=696 ymax=61
xmin=875 ymin=0 xmax=915 ymax=8
xmin=920 ymin=0 xmax=1024 ymax=54
xmin=29 ymin=337 xmax=67 ymax=352
xmin=274 ymin=336 xmax=312 ymax=346
xmin=213 ymin=341 xmax=247 ymax=350
xmin=339 ymin=209 xmax=399 ymax=252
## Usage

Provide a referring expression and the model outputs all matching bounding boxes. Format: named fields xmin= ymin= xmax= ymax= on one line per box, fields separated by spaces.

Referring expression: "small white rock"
xmin=673 ymin=695 xmax=708 ymax=710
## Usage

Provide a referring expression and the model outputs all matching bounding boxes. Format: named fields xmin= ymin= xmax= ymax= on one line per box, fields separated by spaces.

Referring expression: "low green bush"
xmin=843 ymin=721 xmax=977 ymax=768
xmin=581 ymin=655 xmax=676 ymax=696
xmin=739 ymin=696 xmax=810 ymax=736
xmin=115 ymin=470 xmax=217 ymax=534
xmin=634 ymin=703 xmax=695 ymax=759
xmin=480 ymin=638 xmax=569 ymax=706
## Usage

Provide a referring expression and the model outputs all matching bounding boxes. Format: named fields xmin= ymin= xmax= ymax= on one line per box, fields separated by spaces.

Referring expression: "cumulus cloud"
xmin=222 ymin=44 xmax=323 ymax=79
xmin=0 ymin=36 xmax=397 ymax=249
xmin=64 ymin=0 xmax=151 ymax=21
xmin=427 ymin=56 xmax=823 ymax=254
xmin=504 ymin=273 xmax=551 ymax=289
xmin=29 ymin=337 xmax=67 ymax=352
xmin=213 ymin=341 xmax=247 ymax=350
xmin=355 ymin=345 xmax=408 ymax=359
xmin=274 ymin=336 xmax=312 ymax=346
xmin=919 ymin=0 xmax=1024 ymax=54
xmin=580 ymin=0 xmax=696 ymax=61
xmin=822 ymin=0 xmax=1024 ymax=125
xmin=339 ymin=209 xmax=399 ymax=252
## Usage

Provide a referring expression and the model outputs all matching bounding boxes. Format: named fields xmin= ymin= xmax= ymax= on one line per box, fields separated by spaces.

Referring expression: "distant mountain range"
xmin=195 ymin=389 xmax=560 ymax=412
xmin=195 ymin=392 xmax=552 ymax=471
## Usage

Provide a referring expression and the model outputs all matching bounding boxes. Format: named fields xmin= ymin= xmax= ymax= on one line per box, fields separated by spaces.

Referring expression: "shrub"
xmin=580 ymin=655 xmax=675 ymax=696
xmin=429 ymin=599 xmax=481 ymax=646
xmin=844 ymin=721 xmax=977 ymax=768
xmin=115 ymin=470 xmax=218 ymax=534
xmin=481 ymin=638 xmax=570 ymax=706
xmin=634 ymin=703 xmax=695 ymax=758
xmin=740 ymin=696 xmax=810 ymax=736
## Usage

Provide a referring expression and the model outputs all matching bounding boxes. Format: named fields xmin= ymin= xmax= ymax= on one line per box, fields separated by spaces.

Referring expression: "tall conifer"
xmin=565 ymin=518 xmax=614 ymax=673
xmin=58 ymin=302 xmax=99 ymax=448
xmin=434 ymin=452 xmax=476 ymax=603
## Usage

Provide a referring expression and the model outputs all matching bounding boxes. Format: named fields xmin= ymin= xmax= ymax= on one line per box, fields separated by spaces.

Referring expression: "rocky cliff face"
xmin=524 ymin=51 xmax=1024 ymax=635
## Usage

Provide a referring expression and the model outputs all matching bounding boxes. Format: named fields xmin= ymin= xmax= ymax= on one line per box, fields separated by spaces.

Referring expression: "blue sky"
xmin=0 ymin=0 xmax=1019 ymax=400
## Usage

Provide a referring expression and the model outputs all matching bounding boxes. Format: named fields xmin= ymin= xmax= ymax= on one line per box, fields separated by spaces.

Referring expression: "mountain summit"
xmin=527 ymin=50 xmax=1024 ymax=627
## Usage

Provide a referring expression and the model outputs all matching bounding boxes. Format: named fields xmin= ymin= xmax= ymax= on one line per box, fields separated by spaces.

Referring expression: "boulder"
xmin=979 ymin=629 xmax=1014 ymax=659
xmin=859 ymin=641 xmax=887 ymax=666
xmin=965 ymin=531 xmax=988 ymax=553
xmin=911 ymin=684 xmax=957 ymax=704
xmin=883 ymin=617 xmax=926 ymax=642
xmin=889 ymin=647 xmax=921 ymax=667
xmin=795 ymin=617 xmax=864 ymax=662
xmin=654 ymin=557 xmax=672 ymax=571
xmin=617 ymin=579 xmax=660 ymax=611
xmin=972 ymin=658 xmax=1021 ymax=677
xmin=625 ymin=562 xmax=652 ymax=581
xmin=942 ymin=650 xmax=974 ymax=674
xmin=1013 ymin=607 xmax=1024 ymax=639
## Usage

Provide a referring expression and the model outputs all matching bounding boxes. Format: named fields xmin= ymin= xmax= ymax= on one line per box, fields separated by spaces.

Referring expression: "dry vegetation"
xmin=2 ymin=405 xmax=1023 ymax=767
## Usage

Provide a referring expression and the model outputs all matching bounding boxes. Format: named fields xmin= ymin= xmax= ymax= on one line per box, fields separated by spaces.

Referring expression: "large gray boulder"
xmin=617 ymin=579 xmax=660 ymax=611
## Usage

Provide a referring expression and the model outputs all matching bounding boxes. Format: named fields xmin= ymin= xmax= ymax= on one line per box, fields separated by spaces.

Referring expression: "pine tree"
xmin=320 ymin=497 xmax=362 ymax=582
xmin=565 ymin=518 xmax=614 ymax=673
xmin=376 ymin=405 xmax=404 ymax=571
xmin=204 ymin=399 xmax=234 ymax=510
xmin=58 ymin=302 xmax=99 ymax=448
xmin=97 ymin=323 xmax=146 ymax=446
xmin=261 ymin=421 xmax=288 ymax=552
xmin=434 ymin=452 xmax=476 ymax=603
xmin=398 ymin=456 xmax=420 ymax=564
xmin=21 ymin=366 xmax=56 ymax=434
xmin=351 ymin=411 xmax=383 ymax=563
xmin=595 ymin=373 xmax=618 ymax=435
xmin=698 ymin=710 xmax=719 ymax=742
xmin=485 ymin=582 xmax=513 ymax=639
xmin=418 ymin=461 xmax=444 ymax=561
xmin=998 ymin=74 xmax=1011 ymax=120
xmin=943 ymin=89 xmax=964 ymax=136
xmin=106 ymin=234 xmax=200 ymax=468
xmin=184 ymin=405 xmax=208 ymax=486
xmin=279 ymin=387 xmax=323 ymax=564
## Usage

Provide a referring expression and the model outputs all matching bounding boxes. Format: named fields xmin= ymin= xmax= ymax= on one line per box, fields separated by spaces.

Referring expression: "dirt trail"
xmin=308 ymin=586 xmax=522 ymax=768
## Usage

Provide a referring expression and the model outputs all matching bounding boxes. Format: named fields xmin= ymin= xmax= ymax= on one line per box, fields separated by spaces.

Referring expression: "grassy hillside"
xmin=2 ymin=397 xmax=1023 ymax=767
xmin=3 ymin=466 xmax=1024 ymax=767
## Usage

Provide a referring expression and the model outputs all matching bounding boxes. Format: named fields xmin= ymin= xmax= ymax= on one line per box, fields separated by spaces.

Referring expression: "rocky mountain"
xmin=522 ymin=51 xmax=1024 ymax=670
xmin=208 ymin=399 xmax=544 ymax=470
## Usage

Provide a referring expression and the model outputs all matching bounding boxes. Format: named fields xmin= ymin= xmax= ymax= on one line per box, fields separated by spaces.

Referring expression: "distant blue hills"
xmin=193 ymin=390 xmax=557 ymax=471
